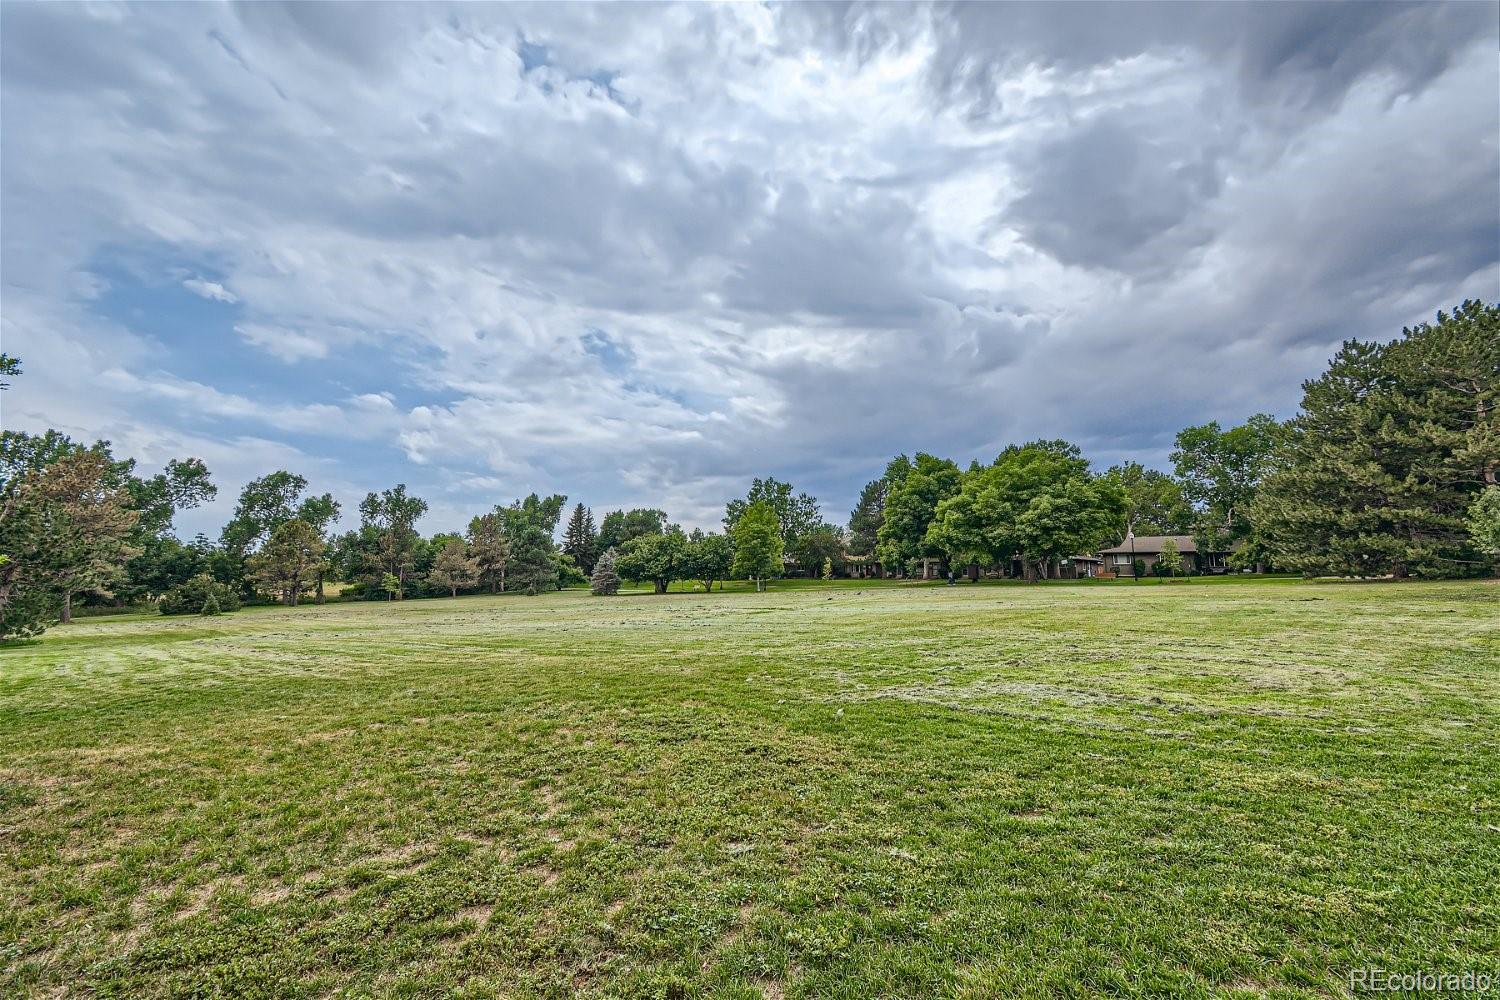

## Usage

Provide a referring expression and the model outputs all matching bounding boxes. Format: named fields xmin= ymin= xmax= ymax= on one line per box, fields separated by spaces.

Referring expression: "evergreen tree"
xmin=499 ymin=495 xmax=564 ymax=595
xmin=562 ymin=503 xmax=599 ymax=574
xmin=160 ymin=573 xmax=240 ymax=616
xmin=846 ymin=476 xmax=888 ymax=556
xmin=467 ymin=512 xmax=511 ymax=593
xmin=427 ymin=538 xmax=480 ymax=597
xmin=590 ymin=548 xmax=621 ymax=596
xmin=249 ymin=518 xmax=325 ymax=605
xmin=359 ymin=485 xmax=428 ymax=598
xmin=1255 ymin=301 xmax=1498 ymax=577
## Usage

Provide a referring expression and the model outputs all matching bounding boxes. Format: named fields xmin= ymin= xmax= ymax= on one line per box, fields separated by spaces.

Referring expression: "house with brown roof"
xmin=1096 ymin=535 xmax=1230 ymax=576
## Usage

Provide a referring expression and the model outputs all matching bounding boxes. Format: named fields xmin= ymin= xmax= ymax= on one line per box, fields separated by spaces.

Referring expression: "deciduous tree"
xmin=1157 ymin=538 xmax=1184 ymax=577
xmin=1103 ymin=462 xmax=1193 ymax=538
xmin=876 ymin=454 xmax=960 ymax=574
xmin=616 ymin=530 xmax=689 ymax=594
xmin=731 ymin=501 xmax=783 ymax=591
xmin=724 ymin=478 xmax=820 ymax=546
xmin=929 ymin=441 xmax=1124 ymax=582
xmin=684 ymin=533 xmax=733 ymax=592
xmin=1468 ymin=487 xmax=1500 ymax=573
xmin=596 ymin=508 xmax=667 ymax=553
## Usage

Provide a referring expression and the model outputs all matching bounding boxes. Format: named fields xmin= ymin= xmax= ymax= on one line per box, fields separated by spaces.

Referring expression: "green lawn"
xmin=2 ymin=580 xmax=1496 ymax=998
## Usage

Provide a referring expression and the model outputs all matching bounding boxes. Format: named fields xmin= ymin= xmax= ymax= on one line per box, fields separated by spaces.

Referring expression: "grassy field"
xmin=2 ymin=580 xmax=1496 ymax=998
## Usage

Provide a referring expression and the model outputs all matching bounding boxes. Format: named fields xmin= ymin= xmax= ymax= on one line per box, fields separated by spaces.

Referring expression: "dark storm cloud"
xmin=915 ymin=1 xmax=1495 ymax=116
xmin=1002 ymin=115 xmax=1223 ymax=273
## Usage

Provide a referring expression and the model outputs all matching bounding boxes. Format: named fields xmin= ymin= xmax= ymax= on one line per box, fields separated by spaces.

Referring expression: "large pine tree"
xmin=562 ymin=503 xmax=598 ymax=574
xmin=1255 ymin=301 xmax=1498 ymax=577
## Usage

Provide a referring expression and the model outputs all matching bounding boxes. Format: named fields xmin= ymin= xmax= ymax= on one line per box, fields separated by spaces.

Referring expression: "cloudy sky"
xmin=3 ymin=1 xmax=1497 ymax=537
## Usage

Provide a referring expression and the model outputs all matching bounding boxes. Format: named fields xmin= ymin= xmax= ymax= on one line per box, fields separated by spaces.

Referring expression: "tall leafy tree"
xmin=359 ymin=485 xmax=428 ymax=598
xmin=1172 ymin=414 xmax=1286 ymax=547
xmin=1103 ymin=462 xmax=1193 ymax=538
xmin=596 ymin=508 xmax=668 ymax=553
xmin=562 ymin=503 xmax=599 ymax=574
xmin=875 ymin=453 xmax=960 ymax=574
xmin=1255 ymin=301 xmax=1498 ymax=577
xmin=249 ymin=519 xmax=325 ymax=605
xmin=930 ymin=441 xmax=1124 ymax=582
xmin=222 ymin=472 xmax=311 ymax=554
xmin=731 ymin=501 xmax=783 ymax=591
xmin=724 ymin=478 xmax=820 ymax=545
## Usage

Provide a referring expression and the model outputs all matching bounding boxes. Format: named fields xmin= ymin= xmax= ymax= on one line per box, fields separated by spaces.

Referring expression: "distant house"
xmin=1096 ymin=535 xmax=1230 ymax=575
xmin=1054 ymin=554 xmax=1103 ymax=579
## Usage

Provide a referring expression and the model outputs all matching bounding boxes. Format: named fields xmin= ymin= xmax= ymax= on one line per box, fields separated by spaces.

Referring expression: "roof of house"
xmin=1098 ymin=534 xmax=1203 ymax=555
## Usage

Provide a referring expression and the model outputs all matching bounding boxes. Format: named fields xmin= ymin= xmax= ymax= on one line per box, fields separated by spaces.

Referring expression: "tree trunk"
xmin=655 ymin=580 xmax=668 ymax=594
xmin=396 ymin=568 xmax=405 ymax=600
xmin=500 ymin=568 xmax=506 ymax=593
xmin=290 ymin=590 xmax=299 ymax=607
xmin=61 ymin=592 xmax=72 ymax=623
xmin=316 ymin=570 xmax=325 ymax=604
xmin=450 ymin=586 xmax=457 ymax=597
xmin=1023 ymin=561 xmax=1038 ymax=584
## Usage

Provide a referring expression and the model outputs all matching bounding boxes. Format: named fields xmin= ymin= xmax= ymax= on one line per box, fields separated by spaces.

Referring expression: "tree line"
xmin=1 ymin=301 xmax=1494 ymax=639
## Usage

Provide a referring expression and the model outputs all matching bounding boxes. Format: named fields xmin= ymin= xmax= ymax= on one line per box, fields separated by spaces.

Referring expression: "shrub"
xmin=200 ymin=594 xmax=222 ymax=616
xmin=160 ymin=574 xmax=240 ymax=616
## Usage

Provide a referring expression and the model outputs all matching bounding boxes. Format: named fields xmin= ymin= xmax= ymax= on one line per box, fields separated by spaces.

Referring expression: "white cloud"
xmin=233 ymin=322 xmax=329 ymax=362
xmin=182 ymin=276 xmax=238 ymax=303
